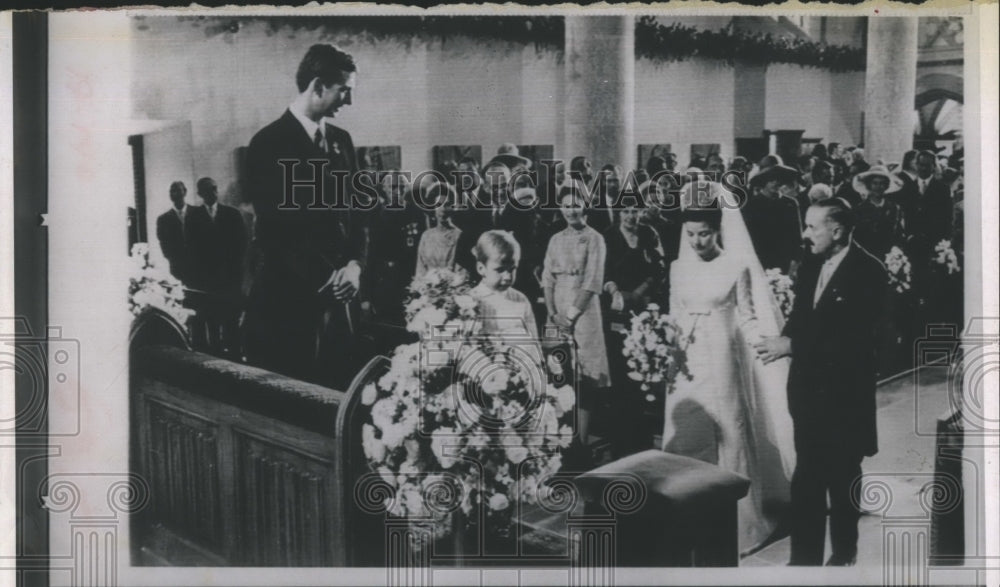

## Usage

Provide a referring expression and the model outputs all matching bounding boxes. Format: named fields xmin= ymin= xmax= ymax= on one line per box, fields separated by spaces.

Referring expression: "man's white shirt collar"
xmin=175 ymin=204 xmax=188 ymax=218
xmin=824 ymin=242 xmax=851 ymax=272
xmin=289 ymin=102 xmax=322 ymax=142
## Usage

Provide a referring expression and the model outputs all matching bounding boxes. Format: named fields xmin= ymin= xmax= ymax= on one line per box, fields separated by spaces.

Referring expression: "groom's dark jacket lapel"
xmin=783 ymin=241 xmax=886 ymax=457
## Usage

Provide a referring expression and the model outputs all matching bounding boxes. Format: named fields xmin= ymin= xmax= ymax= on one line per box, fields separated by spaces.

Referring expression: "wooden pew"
xmin=129 ymin=308 xmax=388 ymax=566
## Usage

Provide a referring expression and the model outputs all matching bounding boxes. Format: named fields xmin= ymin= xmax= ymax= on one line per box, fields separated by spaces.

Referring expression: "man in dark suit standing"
xmin=755 ymin=198 xmax=886 ymax=566
xmin=156 ymin=181 xmax=192 ymax=283
xmin=243 ymin=44 xmax=364 ymax=388
xmin=187 ymin=177 xmax=247 ymax=356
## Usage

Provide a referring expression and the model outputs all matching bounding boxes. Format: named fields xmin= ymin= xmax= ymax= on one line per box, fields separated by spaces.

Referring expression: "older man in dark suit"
xmin=243 ymin=44 xmax=364 ymax=388
xmin=755 ymin=198 xmax=886 ymax=566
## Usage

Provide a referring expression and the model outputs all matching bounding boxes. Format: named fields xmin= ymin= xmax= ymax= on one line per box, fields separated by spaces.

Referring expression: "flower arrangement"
xmin=622 ymin=303 xmax=691 ymax=402
xmin=363 ymin=270 xmax=573 ymax=540
xmin=765 ymin=268 xmax=795 ymax=323
xmin=933 ymin=239 xmax=961 ymax=275
xmin=128 ymin=243 xmax=193 ymax=326
xmin=404 ymin=267 xmax=478 ymax=335
xmin=885 ymin=246 xmax=912 ymax=294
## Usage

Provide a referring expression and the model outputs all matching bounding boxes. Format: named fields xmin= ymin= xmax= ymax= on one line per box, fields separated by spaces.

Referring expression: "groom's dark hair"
xmin=812 ymin=197 xmax=855 ymax=234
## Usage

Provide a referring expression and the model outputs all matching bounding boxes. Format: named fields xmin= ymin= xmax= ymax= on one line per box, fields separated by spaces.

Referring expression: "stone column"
xmin=864 ymin=17 xmax=919 ymax=165
xmin=563 ymin=16 xmax=635 ymax=170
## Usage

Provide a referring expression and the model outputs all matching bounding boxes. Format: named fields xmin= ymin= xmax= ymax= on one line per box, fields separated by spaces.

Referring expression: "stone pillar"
xmin=864 ymin=17 xmax=919 ymax=165
xmin=564 ymin=16 xmax=635 ymax=170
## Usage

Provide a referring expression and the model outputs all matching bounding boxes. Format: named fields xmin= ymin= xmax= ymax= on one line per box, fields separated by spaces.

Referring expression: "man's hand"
xmin=332 ymin=261 xmax=361 ymax=301
xmin=317 ymin=261 xmax=361 ymax=302
xmin=753 ymin=336 xmax=792 ymax=364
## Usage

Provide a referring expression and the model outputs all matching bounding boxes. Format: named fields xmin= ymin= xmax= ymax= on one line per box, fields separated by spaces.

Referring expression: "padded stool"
xmin=574 ymin=449 xmax=750 ymax=567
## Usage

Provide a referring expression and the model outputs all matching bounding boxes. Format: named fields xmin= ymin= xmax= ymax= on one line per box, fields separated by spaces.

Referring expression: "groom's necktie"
xmin=313 ymin=128 xmax=326 ymax=154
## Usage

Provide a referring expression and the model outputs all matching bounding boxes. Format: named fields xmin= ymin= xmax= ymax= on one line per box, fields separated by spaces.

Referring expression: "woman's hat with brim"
xmin=852 ymin=165 xmax=903 ymax=196
xmin=749 ymin=164 xmax=799 ymax=188
xmin=488 ymin=143 xmax=532 ymax=171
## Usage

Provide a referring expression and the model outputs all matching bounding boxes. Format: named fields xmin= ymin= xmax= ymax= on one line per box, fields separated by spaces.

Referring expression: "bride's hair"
xmin=680 ymin=204 xmax=722 ymax=231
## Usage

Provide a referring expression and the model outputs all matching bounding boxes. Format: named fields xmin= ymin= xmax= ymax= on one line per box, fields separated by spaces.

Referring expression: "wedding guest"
xmin=243 ymin=43 xmax=364 ymax=387
xmin=415 ymin=185 xmax=462 ymax=278
xmin=543 ymin=186 xmax=610 ymax=464
xmin=469 ymin=230 xmax=540 ymax=345
xmin=852 ymin=166 xmax=906 ymax=259
xmin=156 ymin=181 xmax=192 ymax=283
xmin=905 ymin=150 xmax=954 ymax=250
xmin=756 ymin=198 xmax=886 ymax=566
xmin=645 ymin=155 xmax=668 ymax=178
xmin=570 ymin=155 xmax=594 ymax=186
xmin=745 ymin=163 xmax=804 ymax=274
xmin=603 ymin=201 xmax=668 ymax=318
xmin=854 ymin=166 xmax=905 ymax=259
xmin=602 ymin=200 xmax=668 ymax=458
xmin=588 ymin=163 xmax=622 ymax=234
xmin=366 ymin=172 xmax=427 ymax=324
xmin=456 ymin=161 xmax=512 ymax=278
xmin=456 ymin=156 xmax=484 ymax=210
xmin=187 ymin=177 xmax=247 ymax=356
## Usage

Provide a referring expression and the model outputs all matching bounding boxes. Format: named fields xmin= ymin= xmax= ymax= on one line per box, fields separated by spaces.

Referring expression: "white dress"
xmin=664 ymin=247 xmax=793 ymax=553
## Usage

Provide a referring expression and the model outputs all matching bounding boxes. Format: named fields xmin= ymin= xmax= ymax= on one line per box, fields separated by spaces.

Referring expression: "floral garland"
xmin=362 ymin=268 xmax=573 ymax=539
xmin=139 ymin=15 xmax=863 ymax=72
xmin=635 ymin=16 xmax=866 ymax=72
xmin=153 ymin=16 xmax=564 ymax=54
xmin=128 ymin=243 xmax=194 ymax=327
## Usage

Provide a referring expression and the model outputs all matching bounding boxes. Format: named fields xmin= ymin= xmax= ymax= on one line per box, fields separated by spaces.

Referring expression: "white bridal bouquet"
xmin=933 ymin=239 xmax=961 ymax=275
xmin=128 ymin=243 xmax=193 ymax=326
xmin=885 ymin=246 xmax=912 ymax=294
xmin=362 ymin=269 xmax=574 ymax=540
xmin=622 ymin=303 xmax=691 ymax=402
xmin=765 ymin=268 xmax=795 ymax=323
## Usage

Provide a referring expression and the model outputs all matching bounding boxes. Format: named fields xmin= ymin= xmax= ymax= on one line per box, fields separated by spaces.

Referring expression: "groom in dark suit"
xmin=755 ymin=197 xmax=886 ymax=566
xmin=243 ymin=44 xmax=364 ymax=387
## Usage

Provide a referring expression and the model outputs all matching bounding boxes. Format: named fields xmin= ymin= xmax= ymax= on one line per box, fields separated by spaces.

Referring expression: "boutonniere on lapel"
xmin=329 ymin=140 xmax=341 ymax=156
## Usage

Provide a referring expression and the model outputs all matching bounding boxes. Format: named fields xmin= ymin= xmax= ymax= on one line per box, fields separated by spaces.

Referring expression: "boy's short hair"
xmin=473 ymin=230 xmax=521 ymax=266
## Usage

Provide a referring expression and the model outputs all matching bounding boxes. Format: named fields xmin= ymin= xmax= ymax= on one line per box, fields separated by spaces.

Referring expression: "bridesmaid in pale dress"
xmin=543 ymin=187 xmax=610 ymax=457
xmin=414 ymin=183 xmax=462 ymax=279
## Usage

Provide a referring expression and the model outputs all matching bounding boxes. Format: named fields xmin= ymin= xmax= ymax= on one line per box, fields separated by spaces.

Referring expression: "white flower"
xmin=505 ymin=443 xmax=529 ymax=465
xmin=480 ymin=368 xmax=510 ymax=396
xmin=361 ymin=383 xmax=377 ymax=406
xmin=488 ymin=493 xmax=510 ymax=512
xmin=430 ymin=428 xmax=458 ymax=469
xmin=362 ymin=423 xmax=386 ymax=462
xmin=557 ymin=424 xmax=574 ymax=448
xmin=371 ymin=398 xmax=397 ymax=432
xmin=555 ymin=385 xmax=576 ymax=413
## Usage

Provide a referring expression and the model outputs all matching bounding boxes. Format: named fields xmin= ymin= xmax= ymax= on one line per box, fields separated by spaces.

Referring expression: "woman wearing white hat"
xmin=852 ymin=165 xmax=906 ymax=259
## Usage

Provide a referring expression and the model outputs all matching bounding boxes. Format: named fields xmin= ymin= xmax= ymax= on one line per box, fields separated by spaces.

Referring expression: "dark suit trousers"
xmin=789 ymin=437 xmax=864 ymax=565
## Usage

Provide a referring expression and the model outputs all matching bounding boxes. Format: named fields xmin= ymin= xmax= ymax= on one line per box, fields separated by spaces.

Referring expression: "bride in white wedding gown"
xmin=662 ymin=182 xmax=796 ymax=555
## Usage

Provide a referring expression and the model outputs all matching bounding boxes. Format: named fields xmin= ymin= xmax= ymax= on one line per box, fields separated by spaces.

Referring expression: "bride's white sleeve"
xmin=736 ymin=265 xmax=761 ymax=342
